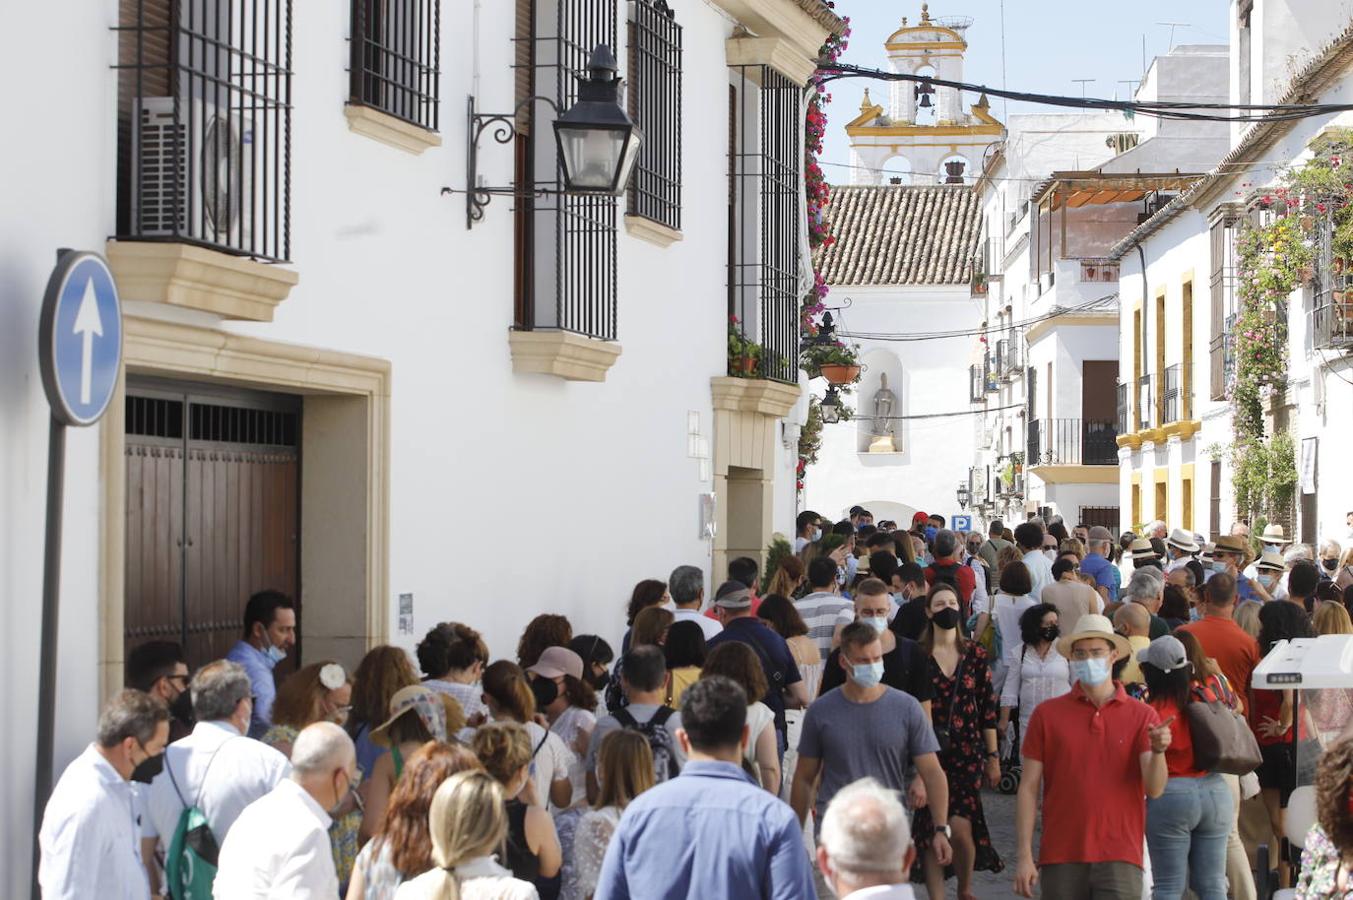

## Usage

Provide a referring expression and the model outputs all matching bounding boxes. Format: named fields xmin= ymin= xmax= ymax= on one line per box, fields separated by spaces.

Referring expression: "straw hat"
xmin=1259 ymin=524 xmax=1292 ymax=546
xmin=1129 ymin=538 xmax=1161 ymax=561
xmin=1056 ymin=613 xmax=1133 ymax=660
xmin=370 ymin=685 xmax=448 ymax=747
xmin=1214 ymin=535 xmax=1249 ymax=556
xmin=1165 ymin=528 xmax=1200 ymax=555
xmin=1254 ymin=550 xmax=1286 ymax=572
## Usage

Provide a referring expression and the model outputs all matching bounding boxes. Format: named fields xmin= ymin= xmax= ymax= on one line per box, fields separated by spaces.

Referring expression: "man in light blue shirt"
xmin=1080 ymin=526 xmax=1120 ymax=606
xmin=594 ymin=676 xmax=814 ymax=900
xmin=225 ymin=590 xmax=297 ymax=738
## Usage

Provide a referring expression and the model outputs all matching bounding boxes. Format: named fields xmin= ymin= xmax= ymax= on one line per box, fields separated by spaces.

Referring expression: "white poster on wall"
xmin=1300 ymin=438 xmax=1318 ymax=495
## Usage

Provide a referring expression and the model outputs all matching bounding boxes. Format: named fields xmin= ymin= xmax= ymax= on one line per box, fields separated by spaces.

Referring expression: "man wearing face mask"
xmin=1013 ymin=614 xmax=1171 ymax=900
xmin=39 ymin=689 xmax=171 ymax=900
xmin=226 ymin=590 xmax=298 ymax=738
xmin=792 ymin=622 xmax=951 ymax=867
xmin=820 ymin=579 xmax=933 ymax=716
xmin=795 ymin=510 xmax=824 ymax=553
xmin=1212 ymin=535 xmax=1270 ymax=604
xmin=214 ymin=722 xmax=356 ymax=898
xmin=126 ymin=640 xmax=193 ymax=743
xmin=140 ymin=661 xmax=292 ymax=896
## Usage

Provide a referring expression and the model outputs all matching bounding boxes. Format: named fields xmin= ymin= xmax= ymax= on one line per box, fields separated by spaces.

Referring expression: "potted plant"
xmin=1011 ymin=451 xmax=1025 ymax=474
xmin=728 ymin=316 xmax=763 ymax=377
xmin=801 ymin=340 xmax=861 ymax=384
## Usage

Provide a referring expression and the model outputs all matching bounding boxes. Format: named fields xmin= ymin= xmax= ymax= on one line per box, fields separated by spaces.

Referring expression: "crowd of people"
xmin=34 ymin=506 xmax=1353 ymax=899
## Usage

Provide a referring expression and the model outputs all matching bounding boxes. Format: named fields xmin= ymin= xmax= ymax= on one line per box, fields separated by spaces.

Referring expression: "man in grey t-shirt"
xmin=790 ymin=622 xmax=953 ymax=865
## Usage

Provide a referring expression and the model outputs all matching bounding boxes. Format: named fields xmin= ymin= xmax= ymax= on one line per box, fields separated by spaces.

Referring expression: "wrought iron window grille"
xmin=626 ymin=0 xmax=682 ymax=230
xmin=114 ymin=0 xmax=293 ymax=263
xmin=349 ymin=0 xmax=441 ymax=131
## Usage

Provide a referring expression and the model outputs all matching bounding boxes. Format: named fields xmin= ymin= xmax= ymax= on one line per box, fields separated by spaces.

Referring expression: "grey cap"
xmin=714 ymin=581 xmax=752 ymax=610
xmin=1087 ymin=526 xmax=1113 ymax=543
xmin=1138 ymin=635 xmax=1190 ymax=673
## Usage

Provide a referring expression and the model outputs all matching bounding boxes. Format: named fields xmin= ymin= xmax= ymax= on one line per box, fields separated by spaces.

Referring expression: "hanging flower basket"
xmin=819 ymin=363 xmax=861 ymax=384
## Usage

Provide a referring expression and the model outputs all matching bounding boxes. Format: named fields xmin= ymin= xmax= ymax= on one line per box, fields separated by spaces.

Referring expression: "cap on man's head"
xmin=714 ymin=582 xmax=752 ymax=610
xmin=1138 ymin=635 xmax=1190 ymax=673
xmin=1087 ymin=526 xmax=1113 ymax=544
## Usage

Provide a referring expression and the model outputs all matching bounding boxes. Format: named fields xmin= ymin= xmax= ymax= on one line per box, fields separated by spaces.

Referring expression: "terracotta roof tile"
xmin=817 ymin=185 xmax=983 ymax=286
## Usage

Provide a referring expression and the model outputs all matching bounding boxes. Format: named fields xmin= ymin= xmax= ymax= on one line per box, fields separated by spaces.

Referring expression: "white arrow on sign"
xmin=72 ymin=277 xmax=104 ymax=406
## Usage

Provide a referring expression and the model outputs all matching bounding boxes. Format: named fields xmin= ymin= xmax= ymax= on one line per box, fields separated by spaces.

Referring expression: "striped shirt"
xmin=794 ymin=592 xmax=854 ymax=657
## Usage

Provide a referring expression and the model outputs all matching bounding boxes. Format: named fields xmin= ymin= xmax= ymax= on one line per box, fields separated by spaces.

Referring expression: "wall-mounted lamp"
xmin=820 ymin=385 xmax=844 ymax=424
xmin=452 ymin=44 xmax=644 ymax=228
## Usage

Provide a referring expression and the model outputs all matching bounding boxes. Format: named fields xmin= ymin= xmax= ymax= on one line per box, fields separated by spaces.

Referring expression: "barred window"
xmin=514 ymin=0 xmax=619 ymax=339
xmin=626 ymin=0 xmax=682 ymax=231
xmin=350 ymin=0 xmax=441 ymax=131
xmin=116 ymin=0 xmax=292 ymax=262
xmin=727 ymin=66 xmax=800 ymax=384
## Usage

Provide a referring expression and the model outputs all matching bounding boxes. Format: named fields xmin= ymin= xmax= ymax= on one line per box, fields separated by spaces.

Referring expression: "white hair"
xmin=1126 ymin=569 xmax=1163 ymax=602
xmin=1320 ymin=539 xmax=1342 ymax=558
xmin=820 ymin=778 xmax=911 ymax=877
xmin=1285 ymin=545 xmax=1313 ymax=565
xmin=1147 ymin=520 xmax=1167 ymax=535
xmin=290 ymin=721 xmax=354 ymax=776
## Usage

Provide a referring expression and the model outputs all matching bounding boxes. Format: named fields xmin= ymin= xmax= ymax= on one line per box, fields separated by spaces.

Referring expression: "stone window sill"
xmin=624 ymin=215 xmax=684 ymax=248
xmin=509 ymin=330 xmax=622 ymax=382
xmin=106 ymin=240 xmax=299 ymax=322
xmin=344 ymin=104 xmax=442 ymax=155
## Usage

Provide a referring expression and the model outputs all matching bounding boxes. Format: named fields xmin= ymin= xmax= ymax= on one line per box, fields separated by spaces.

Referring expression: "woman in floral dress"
xmin=910 ymin=583 xmax=1003 ymax=900
xmin=1297 ymin=736 xmax=1353 ymax=898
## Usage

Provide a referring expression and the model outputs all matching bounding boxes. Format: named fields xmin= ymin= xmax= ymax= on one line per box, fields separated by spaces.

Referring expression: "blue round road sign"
xmin=39 ymin=252 xmax=123 ymax=427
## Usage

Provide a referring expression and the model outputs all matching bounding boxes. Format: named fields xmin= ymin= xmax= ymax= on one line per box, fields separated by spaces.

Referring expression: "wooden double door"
xmin=124 ymin=380 xmax=301 ymax=671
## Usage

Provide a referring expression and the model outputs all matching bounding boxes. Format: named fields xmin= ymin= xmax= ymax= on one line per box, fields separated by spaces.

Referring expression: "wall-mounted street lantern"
xmin=956 ymin=483 xmax=971 ymax=510
xmin=453 ymin=44 xmax=644 ymax=228
xmin=820 ymin=385 xmax=844 ymax=424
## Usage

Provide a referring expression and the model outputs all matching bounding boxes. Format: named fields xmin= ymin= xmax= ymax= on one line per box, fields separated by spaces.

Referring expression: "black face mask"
xmin=588 ymin=669 xmax=610 ymax=692
xmin=130 ymin=749 xmax=164 ymax=784
xmin=1039 ymin=625 xmax=1061 ymax=643
xmin=1323 ymin=558 xmax=1339 ymax=572
xmin=169 ymin=689 xmax=196 ymax=726
xmin=932 ymin=607 xmax=961 ymax=631
xmin=530 ymin=676 xmax=559 ymax=709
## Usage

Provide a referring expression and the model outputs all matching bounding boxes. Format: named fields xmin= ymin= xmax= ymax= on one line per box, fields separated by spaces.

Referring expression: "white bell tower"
xmin=845 ymin=4 xmax=1003 ymax=186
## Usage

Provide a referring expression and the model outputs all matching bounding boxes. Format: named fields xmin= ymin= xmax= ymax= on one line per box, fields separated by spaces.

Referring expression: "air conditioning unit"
xmin=132 ymin=96 xmax=257 ymax=250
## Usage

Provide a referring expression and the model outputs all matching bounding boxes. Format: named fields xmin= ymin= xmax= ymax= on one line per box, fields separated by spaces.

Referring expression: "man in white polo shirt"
xmin=669 ymin=564 xmax=722 ymax=641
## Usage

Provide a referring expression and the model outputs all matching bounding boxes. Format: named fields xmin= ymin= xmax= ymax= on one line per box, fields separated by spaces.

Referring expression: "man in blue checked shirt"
xmin=594 ymin=676 xmax=815 ymax=900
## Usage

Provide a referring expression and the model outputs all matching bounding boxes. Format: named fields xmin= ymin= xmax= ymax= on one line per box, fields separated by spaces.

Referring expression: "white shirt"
xmin=965 ymin=555 xmax=990 ymax=615
xmin=1022 ymin=550 xmax=1055 ymax=602
xmin=395 ymin=855 xmax=538 ymax=900
xmin=213 ymin=778 xmax=338 ymax=899
xmin=992 ymin=592 xmax=1036 ymax=670
xmin=39 ymin=744 xmax=150 ymax=900
xmin=524 ymin=720 xmax=573 ymax=812
xmin=424 ymin=679 xmax=490 ymax=722
xmin=844 ymin=884 xmax=917 ymax=899
xmin=672 ymin=606 xmax=723 ymax=640
xmin=143 ymin=720 xmax=291 ymax=844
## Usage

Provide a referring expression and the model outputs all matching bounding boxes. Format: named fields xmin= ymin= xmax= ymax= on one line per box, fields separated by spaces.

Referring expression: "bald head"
xmin=291 ymin=721 xmax=355 ymax=776
xmin=1114 ymin=602 xmax=1150 ymax=637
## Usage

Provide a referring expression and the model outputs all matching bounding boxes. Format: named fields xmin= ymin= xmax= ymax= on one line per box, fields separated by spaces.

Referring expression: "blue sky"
xmin=819 ymin=1 xmax=1231 ymax=180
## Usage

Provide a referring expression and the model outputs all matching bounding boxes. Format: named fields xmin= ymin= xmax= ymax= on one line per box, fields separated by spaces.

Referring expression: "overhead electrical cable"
xmin=835 ymin=293 xmax=1119 ymax=342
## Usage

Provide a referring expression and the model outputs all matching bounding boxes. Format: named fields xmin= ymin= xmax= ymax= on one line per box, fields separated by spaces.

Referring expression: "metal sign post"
xmin=31 ymin=250 xmax=122 ymax=899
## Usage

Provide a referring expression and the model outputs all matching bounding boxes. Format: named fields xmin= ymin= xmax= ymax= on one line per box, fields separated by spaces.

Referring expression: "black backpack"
xmin=614 ymin=707 xmax=681 ymax=783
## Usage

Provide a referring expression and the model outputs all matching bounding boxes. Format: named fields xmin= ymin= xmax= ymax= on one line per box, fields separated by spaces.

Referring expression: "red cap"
xmin=912 ymin=511 xmax=929 ymax=524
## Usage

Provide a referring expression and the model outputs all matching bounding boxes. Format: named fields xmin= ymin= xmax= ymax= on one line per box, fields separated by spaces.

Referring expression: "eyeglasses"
xmin=1070 ymin=648 xmax=1112 ymax=661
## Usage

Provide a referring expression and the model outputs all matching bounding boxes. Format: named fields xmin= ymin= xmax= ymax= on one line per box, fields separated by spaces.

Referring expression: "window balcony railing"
xmin=969 ymin=364 xmax=984 ymax=403
xmin=1116 ymin=382 xmax=1129 ymax=436
xmin=1027 ymin=418 xmax=1120 ymax=467
xmin=115 ymin=0 xmax=293 ymax=262
xmin=350 ymin=0 xmax=441 ymax=131
xmin=1161 ymin=364 xmax=1180 ymax=424
xmin=1137 ymin=374 xmax=1154 ymax=430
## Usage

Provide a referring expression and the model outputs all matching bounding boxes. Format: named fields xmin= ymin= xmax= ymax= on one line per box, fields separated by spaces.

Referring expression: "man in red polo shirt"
xmin=1177 ymin=572 xmax=1260 ymax=716
xmin=1014 ymin=614 xmax=1172 ymax=899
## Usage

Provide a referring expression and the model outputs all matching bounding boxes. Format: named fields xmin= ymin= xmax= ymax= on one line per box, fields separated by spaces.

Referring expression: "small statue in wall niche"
xmin=869 ymin=373 xmax=898 ymax=453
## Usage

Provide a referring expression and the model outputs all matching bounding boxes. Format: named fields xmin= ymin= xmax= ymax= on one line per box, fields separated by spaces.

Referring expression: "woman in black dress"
xmin=911 ymin=583 xmax=1003 ymax=900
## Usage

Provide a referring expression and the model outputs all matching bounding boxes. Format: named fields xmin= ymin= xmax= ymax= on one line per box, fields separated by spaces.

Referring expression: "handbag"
xmin=1186 ymin=685 xmax=1262 ymax=776
xmin=932 ymin=653 xmax=966 ymax=754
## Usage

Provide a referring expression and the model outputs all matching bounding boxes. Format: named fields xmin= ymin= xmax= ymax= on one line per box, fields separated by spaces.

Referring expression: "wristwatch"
xmin=985 ymin=750 xmax=1000 ymax=759
xmin=936 ymin=823 xmax=952 ymax=840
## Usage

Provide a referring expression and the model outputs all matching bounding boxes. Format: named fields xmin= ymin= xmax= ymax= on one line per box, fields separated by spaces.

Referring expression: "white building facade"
xmin=1 ymin=0 xmax=843 ymax=889
xmin=1112 ymin=1 xmax=1353 ymax=542
xmin=805 ymin=184 xmax=984 ymax=525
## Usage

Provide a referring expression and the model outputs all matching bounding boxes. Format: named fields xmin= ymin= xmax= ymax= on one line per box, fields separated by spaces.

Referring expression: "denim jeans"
xmin=1145 ymin=773 xmax=1233 ymax=900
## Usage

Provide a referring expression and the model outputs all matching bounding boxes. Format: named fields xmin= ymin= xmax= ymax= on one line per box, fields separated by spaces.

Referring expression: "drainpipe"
xmin=1136 ymin=242 xmax=1149 ymax=422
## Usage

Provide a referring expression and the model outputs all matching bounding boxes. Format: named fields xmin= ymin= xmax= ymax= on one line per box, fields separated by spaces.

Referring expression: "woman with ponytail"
xmin=392 ymin=769 xmax=539 ymax=900
xmin=481 ymin=661 xmax=573 ymax=813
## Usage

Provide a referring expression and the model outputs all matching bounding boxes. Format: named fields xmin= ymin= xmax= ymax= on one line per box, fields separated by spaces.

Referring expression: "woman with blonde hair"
xmin=472 ymin=722 xmax=562 ymax=899
xmin=264 ymin=661 xmax=362 ymax=884
xmin=1233 ymin=599 xmax=1262 ymax=641
xmin=349 ymin=742 xmax=482 ymax=900
xmin=570 ymin=731 xmax=654 ymax=900
xmin=1312 ymin=603 xmax=1353 ymax=746
xmin=765 ymin=556 xmax=805 ymax=600
xmin=392 ymin=769 xmax=539 ymax=900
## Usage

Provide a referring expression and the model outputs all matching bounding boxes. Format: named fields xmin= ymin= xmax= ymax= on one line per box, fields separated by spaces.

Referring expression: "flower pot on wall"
xmin=819 ymin=364 xmax=861 ymax=384
xmin=739 ymin=356 xmax=759 ymax=375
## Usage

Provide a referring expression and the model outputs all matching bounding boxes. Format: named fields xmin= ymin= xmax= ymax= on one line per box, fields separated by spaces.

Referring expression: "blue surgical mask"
xmin=861 ymin=616 xmax=888 ymax=634
xmin=1069 ymin=657 xmax=1111 ymax=687
xmin=1263 ymin=543 xmax=1280 ymax=554
xmin=263 ymin=637 xmax=287 ymax=665
xmin=1210 ymin=561 xmax=1228 ymax=575
xmin=924 ymin=526 xmax=938 ymax=542
xmin=812 ymin=527 xmax=823 ymax=542
xmin=849 ymin=660 xmax=885 ymax=688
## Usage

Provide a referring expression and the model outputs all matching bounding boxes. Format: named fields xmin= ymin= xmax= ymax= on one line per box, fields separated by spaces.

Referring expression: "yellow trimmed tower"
xmin=846 ymin=4 xmax=1003 ymax=185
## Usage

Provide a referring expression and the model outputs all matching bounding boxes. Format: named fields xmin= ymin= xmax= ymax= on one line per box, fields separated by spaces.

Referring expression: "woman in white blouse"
xmin=997 ymin=603 xmax=1071 ymax=758
xmin=571 ymin=730 xmax=655 ymax=900
xmin=990 ymin=561 xmax=1036 ymax=697
xmin=394 ymin=770 xmax=539 ymax=900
